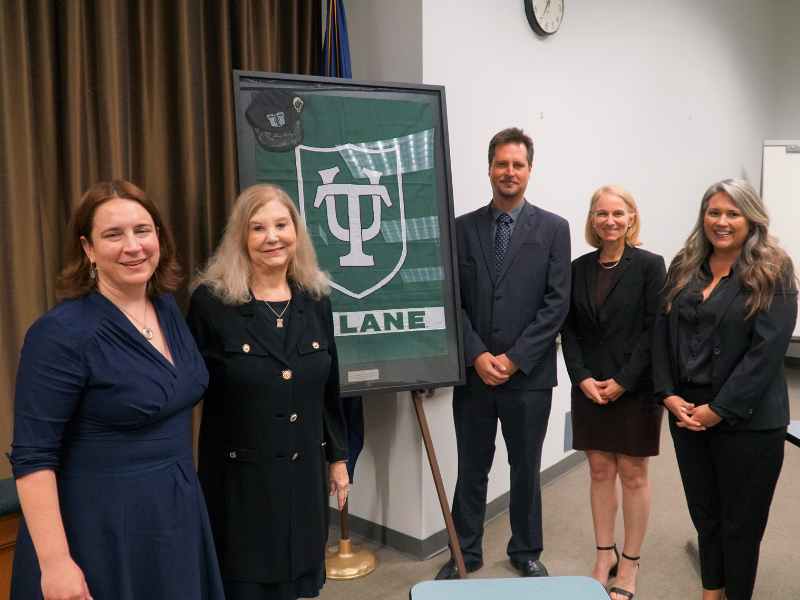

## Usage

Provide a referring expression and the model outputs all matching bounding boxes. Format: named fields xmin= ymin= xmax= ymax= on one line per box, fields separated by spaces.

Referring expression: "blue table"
xmin=787 ymin=420 xmax=800 ymax=447
xmin=410 ymin=576 xmax=610 ymax=600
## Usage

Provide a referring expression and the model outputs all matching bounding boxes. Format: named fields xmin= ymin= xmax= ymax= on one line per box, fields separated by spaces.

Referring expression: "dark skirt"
xmin=571 ymin=385 xmax=664 ymax=457
xmin=222 ymin=562 xmax=326 ymax=600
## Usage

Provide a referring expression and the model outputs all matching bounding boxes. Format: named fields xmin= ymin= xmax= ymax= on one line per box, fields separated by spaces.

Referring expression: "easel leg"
xmin=411 ymin=390 xmax=467 ymax=579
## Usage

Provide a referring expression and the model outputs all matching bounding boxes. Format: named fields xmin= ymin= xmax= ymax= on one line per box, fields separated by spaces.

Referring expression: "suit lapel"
xmin=496 ymin=201 xmax=533 ymax=285
xmin=242 ymin=296 xmax=291 ymax=367
xmin=476 ymin=204 xmax=497 ymax=285
xmin=600 ymin=245 xmax=635 ymax=306
xmin=283 ymin=290 xmax=307 ymax=356
xmin=714 ymin=274 xmax=743 ymax=329
xmin=584 ymin=249 xmax=599 ymax=322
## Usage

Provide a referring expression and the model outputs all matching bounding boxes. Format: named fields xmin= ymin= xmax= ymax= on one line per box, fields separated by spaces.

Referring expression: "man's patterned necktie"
xmin=495 ymin=213 xmax=512 ymax=273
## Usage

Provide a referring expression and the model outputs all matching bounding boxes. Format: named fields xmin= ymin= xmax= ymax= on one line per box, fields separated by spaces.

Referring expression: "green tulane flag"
xmin=255 ymin=92 xmax=446 ymax=366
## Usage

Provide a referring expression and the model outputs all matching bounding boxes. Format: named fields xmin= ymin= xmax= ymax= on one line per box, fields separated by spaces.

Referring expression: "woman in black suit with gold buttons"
xmin=561 ymin=185 xmax=665 ymax=600
xmin=652 ymin=179 xmax=796 ymax=600
xmin=186 ymin=184 xmax=348 ymax=600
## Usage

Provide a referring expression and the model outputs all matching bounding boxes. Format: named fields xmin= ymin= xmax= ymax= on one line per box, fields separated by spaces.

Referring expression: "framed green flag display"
xmin=232 ymin=71 xmax=465 ymax=397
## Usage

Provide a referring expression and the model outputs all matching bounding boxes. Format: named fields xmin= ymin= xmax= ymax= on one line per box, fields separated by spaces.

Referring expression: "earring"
xmin=90 ymin=263 xmax=97 ymax=279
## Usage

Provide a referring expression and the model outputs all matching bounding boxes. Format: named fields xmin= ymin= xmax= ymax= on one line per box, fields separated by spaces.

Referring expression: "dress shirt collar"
xmin=699 ymin=257 xmax=740 ymax=281
xmin=490 ymin=199 xmax=525 ymax=223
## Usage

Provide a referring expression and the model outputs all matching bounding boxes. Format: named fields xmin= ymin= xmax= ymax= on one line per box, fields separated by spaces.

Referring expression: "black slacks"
xmin=451 ymin=384 xmax=552 ymax=564
xmin=670 ymin=386 xmax=785 ymax=600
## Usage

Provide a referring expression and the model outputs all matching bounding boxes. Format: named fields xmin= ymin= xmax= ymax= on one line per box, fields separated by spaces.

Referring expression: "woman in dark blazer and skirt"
xmin=187 ymin=184 xmax=349 ymax=600
xmin=561 ymin=185 xmax=665 ymax=600
xmin=652 ymin=179 xmax=796 ymax=600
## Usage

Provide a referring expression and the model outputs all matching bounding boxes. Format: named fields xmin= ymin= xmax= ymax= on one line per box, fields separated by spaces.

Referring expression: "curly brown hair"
xmin=56 ymin=181 xmax=182 ymax=300
xmin=664 ymin=179 xmax=795 ymax=316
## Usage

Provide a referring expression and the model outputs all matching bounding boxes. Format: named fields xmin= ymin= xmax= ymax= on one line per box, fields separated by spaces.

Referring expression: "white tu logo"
xmin=295 ymin=143 xmax=407 ymax=300
xmin=313 ymin=166 xmax=392 ymax=266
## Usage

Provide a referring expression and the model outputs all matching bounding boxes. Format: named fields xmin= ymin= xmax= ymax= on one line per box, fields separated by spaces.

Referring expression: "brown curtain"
xmin=0 ymin=0 xmax=322 ymax=479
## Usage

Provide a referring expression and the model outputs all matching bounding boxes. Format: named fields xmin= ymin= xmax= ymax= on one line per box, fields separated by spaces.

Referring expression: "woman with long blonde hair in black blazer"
xmin=561 ymin=185 xmax=665 ymax=600
xmin=187 ymin=184 xmax=349 ymax=600
xmin=652 ymin=179 xmax=796 ymax=600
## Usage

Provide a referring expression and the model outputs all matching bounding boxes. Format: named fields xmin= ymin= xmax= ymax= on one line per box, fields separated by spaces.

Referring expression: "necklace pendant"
xmin=142 ymin=327 xmax=154 ymax=340
xmin=276 ymin=318 xmax=284 ymax=328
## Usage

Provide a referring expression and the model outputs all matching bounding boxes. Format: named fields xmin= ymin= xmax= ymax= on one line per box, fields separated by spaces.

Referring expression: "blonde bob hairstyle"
xmin=190 ymin=184 xmax=330 ymax=304
xmin=584 ymin=184 xmax=642 ymax=248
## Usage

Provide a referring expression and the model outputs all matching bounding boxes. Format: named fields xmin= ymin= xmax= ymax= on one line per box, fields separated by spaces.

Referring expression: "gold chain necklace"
xmin=263 ymin=299 xmax=290 ymax=328
xmin=597 ymin=259 xmax=621 ymax=270
xmin=251 ymin=284 xmax=291 ymax=328
xmin=101 ymin=293 xmax=154 ymax=339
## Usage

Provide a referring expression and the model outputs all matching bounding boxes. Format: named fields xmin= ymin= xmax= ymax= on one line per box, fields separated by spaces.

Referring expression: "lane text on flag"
xmin=333 ymin=307 xmax=445 ymax=336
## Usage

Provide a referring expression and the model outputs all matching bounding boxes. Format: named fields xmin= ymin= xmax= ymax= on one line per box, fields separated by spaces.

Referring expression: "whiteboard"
xmin=761 ymin=141 xmax=800 ymax=338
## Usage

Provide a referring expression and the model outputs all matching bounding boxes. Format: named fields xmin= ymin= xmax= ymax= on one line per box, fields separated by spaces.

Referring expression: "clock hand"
xmin=543 ymin=0 xmax=551 ymax=16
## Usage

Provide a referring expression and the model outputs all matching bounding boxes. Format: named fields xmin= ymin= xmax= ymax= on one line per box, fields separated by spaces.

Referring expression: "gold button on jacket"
xmin=282 ymin=369 xmax=292 ymax=380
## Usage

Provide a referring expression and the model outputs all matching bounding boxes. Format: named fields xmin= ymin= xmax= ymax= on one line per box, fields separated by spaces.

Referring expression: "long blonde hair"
xmin=584 ymin=184 xmax=642 ymax=248
xmin=664 ymin=179 xmax=794 ymax=316
xmin=191 ymin=184 xmax=330 ymax=303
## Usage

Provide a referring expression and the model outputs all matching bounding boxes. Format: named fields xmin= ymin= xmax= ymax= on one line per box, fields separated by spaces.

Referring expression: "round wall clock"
xmin=524 ymin=0 xmax=564 ymax=36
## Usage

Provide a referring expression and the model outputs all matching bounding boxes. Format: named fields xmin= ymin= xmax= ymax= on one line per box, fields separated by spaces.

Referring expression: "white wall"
xmin=422 ymin=0 xmax=782 ymax=262
xmin=770 ymin=0 xmax=800 ymax=137
xmin=341 ymin=0 xmax=789 ymax=544
xmin=344 ymin=0 xmax=422 ymax=84
xmin=346 ymin=391 xmax=426 ymax=538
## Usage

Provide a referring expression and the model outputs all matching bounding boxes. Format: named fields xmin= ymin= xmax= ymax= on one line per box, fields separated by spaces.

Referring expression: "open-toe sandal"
xmin=608 ymin=553 xmax=639 ymax=599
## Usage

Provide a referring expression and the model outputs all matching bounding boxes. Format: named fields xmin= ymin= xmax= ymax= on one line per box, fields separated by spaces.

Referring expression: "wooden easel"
xmin=411 ymin=389 xmax=467 ymax=579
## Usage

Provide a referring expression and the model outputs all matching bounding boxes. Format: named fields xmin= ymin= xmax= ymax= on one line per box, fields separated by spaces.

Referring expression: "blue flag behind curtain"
xmin=323 ymin=0 xmax=352 ymax=78
xmin=323 ymin=0 xmax=362 ymax=483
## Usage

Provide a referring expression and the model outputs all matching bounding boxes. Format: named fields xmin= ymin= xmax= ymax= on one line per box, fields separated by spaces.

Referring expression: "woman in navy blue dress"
xmin=9 ymin=181 xmax=224 ymax=600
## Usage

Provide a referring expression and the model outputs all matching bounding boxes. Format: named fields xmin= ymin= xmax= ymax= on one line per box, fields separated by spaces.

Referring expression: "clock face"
xmin=524 ymin=0 xmax=564 ymax=36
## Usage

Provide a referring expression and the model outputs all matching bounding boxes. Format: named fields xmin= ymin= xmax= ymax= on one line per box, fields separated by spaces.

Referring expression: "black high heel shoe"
xmin=609 ymin=553 xmax=640 ymax=599
xmin=596 ymin=544 xmax=619 ymax=577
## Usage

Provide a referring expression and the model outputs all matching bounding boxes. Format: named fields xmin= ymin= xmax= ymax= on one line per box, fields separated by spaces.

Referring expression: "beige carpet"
xmin=322 ymin=369 xmax=800 ymax=599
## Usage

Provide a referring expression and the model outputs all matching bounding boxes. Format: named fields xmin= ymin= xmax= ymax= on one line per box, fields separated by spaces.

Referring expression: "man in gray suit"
xmin=436 ymin=128 xmax=571 ymax=579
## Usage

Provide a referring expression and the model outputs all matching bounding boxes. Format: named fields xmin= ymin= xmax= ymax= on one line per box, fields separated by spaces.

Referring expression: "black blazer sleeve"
xmin=460 ymin=307 xmax=489 ymax=365
xmin=651 ymin=304 xmax=676 ymax=401
xmin=320 ymin=296 xmax=347 ymax=463
xmin=613 ymin=253 xmax=666 ymax=391
xmin=560 ymin=262 xmax=592 ymax=385
xmin=454 ymin=213 xmax=489 ymax=364
xmin=652 ymin=256 xmax=680 ymax=400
